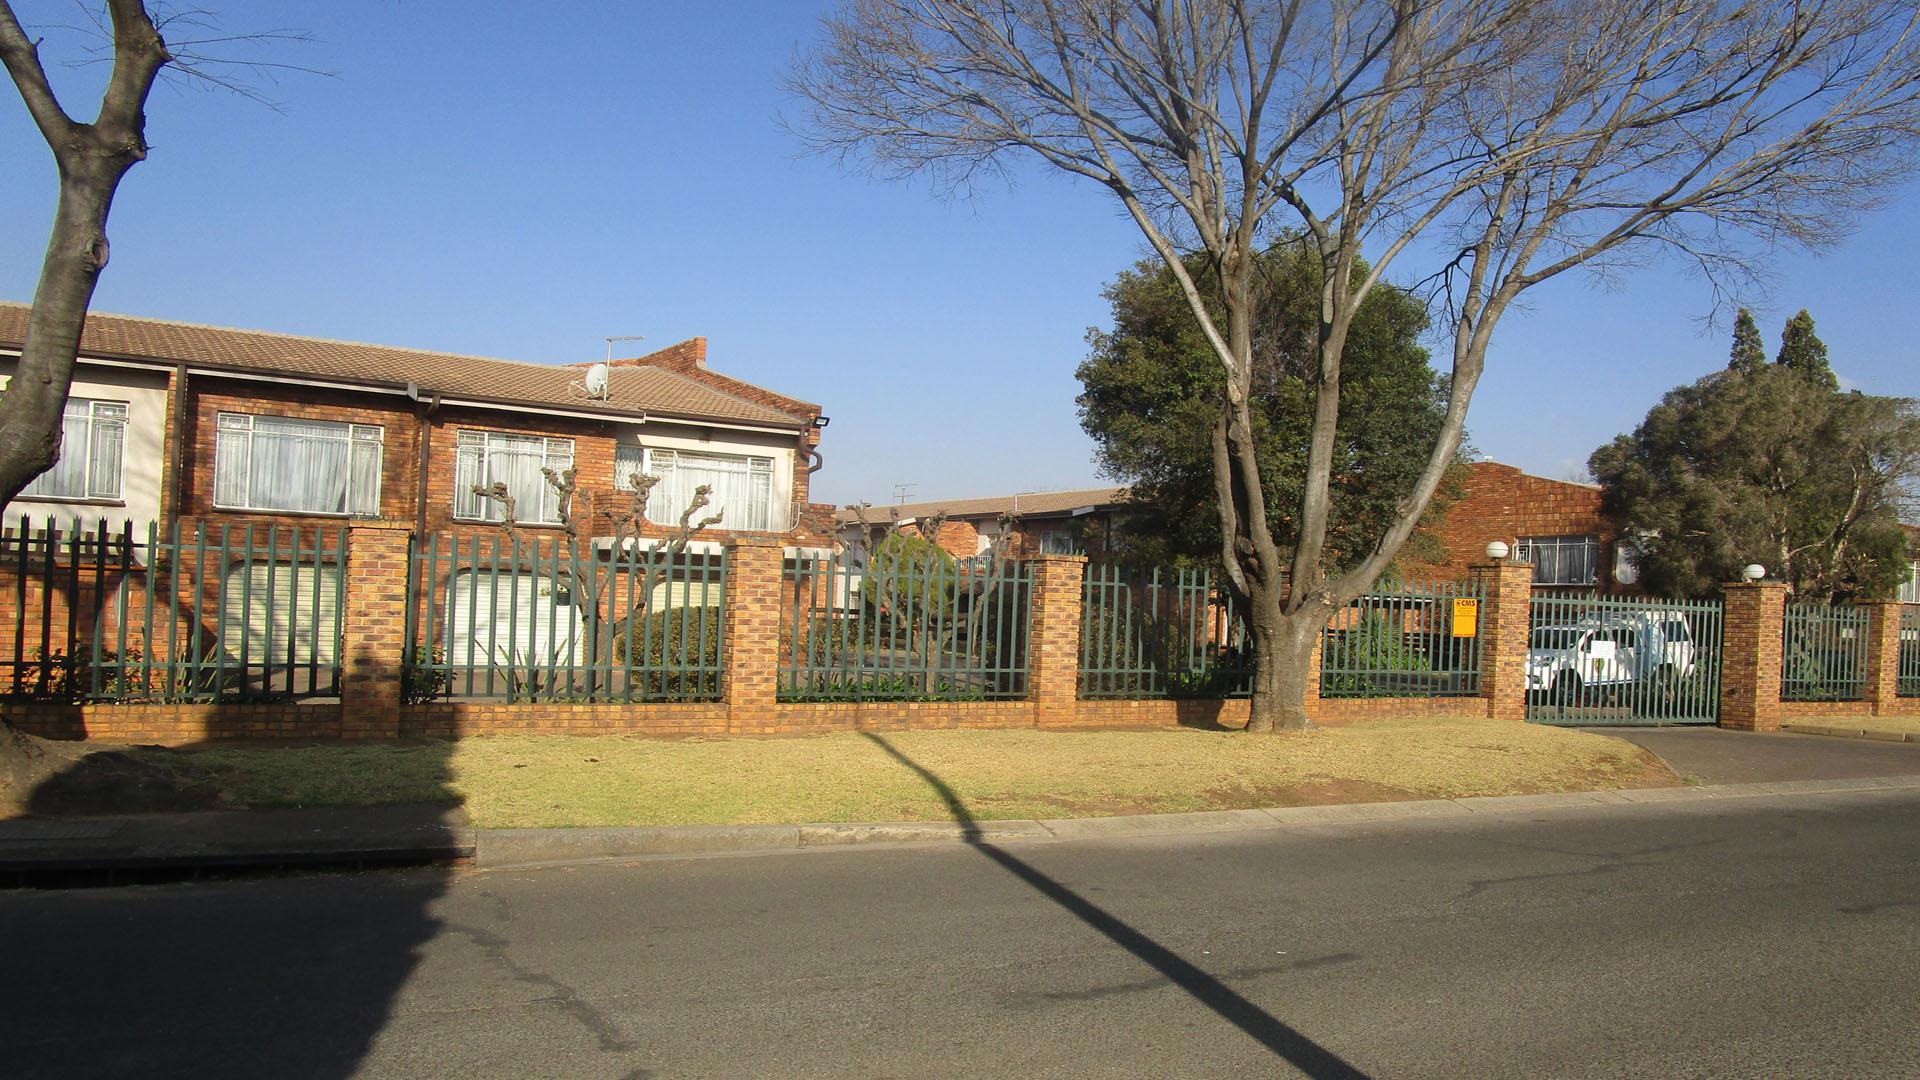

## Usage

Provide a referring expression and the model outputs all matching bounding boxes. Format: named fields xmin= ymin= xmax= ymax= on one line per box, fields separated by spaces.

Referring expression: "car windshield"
xmin=1530 ymin=628 xmax=1584 ymax=650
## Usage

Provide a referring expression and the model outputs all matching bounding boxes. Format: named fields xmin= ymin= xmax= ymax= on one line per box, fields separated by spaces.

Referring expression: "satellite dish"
xmin=582 ymin=362 xmax=610 ymax=400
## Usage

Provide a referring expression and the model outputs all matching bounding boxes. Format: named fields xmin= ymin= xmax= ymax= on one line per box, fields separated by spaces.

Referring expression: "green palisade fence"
xmin=2 ymin=515 xmax=346 ymax=703
xmin=1079 ymin=564 xmax=1252 ymax=699
xmin=1320 ymin=580 xmax=1484 ymax=698
xmin=1900 ymin=607 xmax=1920 ymax=698
xmin=1781 ymin=601 xmax=1869 ymax=702
xmin=405 ymin=532 xmax=726 ymax=703
xmin=780 ymin=548 xmax=1031 ymax=701
xmin=1526 ymin=591 xmax=1723 ymax=724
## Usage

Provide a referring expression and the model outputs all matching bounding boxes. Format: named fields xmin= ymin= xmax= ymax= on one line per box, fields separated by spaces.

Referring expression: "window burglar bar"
xmin=1516 ymin=534 xmax=1599 ymax=586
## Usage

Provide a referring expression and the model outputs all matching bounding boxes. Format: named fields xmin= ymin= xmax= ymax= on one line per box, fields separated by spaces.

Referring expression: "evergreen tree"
xmin=1775 ymin=309 xmax=1839 ymax=390
xmin=1077 ymin=238 xmax=1461 ymax=573
xmin=1728 ymin=308 xmax=1766 ymax=374
xmin=1591 ymin=364 xmax=1918 ymax=601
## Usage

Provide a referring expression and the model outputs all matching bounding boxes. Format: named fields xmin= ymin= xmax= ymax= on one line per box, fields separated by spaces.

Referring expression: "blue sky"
xmin=3 ymin=1 xmax=1916 ymax=506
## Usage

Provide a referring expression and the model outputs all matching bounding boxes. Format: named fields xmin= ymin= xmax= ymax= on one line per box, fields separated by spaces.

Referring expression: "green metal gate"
xmin=1525 ymin=592 xmax=1723 ymax=726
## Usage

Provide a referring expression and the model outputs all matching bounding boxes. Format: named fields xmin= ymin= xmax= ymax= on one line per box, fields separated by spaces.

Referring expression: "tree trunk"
xmin=0 ymin=2 xmax=167 ymax=772
xmin=1240 ymin=586 xmax=1319 ymax=733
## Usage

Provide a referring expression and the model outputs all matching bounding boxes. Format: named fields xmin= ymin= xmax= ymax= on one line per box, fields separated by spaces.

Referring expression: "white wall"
xmin=0 ymin=356 xmax=170 ymax=541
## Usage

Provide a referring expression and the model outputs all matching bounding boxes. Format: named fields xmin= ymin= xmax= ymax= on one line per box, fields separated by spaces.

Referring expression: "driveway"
xmin=1591 ymin=725 xmax=1920 ymax=784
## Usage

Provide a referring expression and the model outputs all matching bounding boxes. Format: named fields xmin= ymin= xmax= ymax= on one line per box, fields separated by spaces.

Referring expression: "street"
xmin=4 ymin=786 xmax=1919 ymax=1079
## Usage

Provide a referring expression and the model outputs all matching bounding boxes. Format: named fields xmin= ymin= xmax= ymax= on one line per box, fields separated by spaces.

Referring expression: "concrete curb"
xmin=473 ymin=773 xmax=1920 ymax=869
xmin=1780 ymin=721 xmax=1920 ymax=743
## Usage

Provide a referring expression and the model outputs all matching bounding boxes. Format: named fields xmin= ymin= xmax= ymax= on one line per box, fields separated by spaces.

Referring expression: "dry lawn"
xmin=155 ymin=716 xmax=1679 ymax=830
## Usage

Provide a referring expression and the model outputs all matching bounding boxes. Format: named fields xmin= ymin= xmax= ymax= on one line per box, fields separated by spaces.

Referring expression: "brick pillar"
xmin=1720 ymin=581 xmax=1788 ymax=731
xmin=1475 ymin=561 xmax=1533 ymax=721
xmin=724 ymin=536 xmax=783 ymax=729
xmin=339 ymin=522 xmax=411 ymax=739
xmin=1864 ymin=601 xmax=1902 ymax=716
xmin=1028 ymin=554 xmax=1086 ymax=727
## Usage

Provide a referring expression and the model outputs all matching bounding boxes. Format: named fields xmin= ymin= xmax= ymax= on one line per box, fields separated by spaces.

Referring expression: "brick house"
xmin=844 ymin=464 xmax=1636 ymax=590
xmin=0 ymin=304 xmax=834 ymax=694
xmin=1 ymin=303 xmax=834 ymax=545
xmin=836 ymin=486 xmax=1131 ymax=560
xmin=1408 ymin=462 xmax=1631 ymax=591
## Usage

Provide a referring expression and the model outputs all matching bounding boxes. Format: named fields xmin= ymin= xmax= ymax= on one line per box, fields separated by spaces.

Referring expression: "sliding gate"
xmin=1525 ymin=592 xmax=1723 ymax=726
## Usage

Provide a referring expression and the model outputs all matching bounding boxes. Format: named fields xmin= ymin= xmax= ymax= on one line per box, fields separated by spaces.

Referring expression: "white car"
xmin=1527 ymin=611 xmax=1698 ymax=700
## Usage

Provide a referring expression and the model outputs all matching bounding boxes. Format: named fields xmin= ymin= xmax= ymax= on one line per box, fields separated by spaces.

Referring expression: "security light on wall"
xmin=1741 ymin=564 xmax=1766 ymax=582
xmin=1485 ymin=541 xmax=1510 ymax=560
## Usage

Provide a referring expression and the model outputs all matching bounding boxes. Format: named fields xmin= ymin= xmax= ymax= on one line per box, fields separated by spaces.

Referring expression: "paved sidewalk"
xmin=1778 ymin=718 xmax=1920 ymax=743
xmin=0 ymin=804 xmax=472 ymax=879
xmin=469 ymin=773 xmax=1920 ymax=868
xmin=1599 ymin=725 xmax=1920 ymax=784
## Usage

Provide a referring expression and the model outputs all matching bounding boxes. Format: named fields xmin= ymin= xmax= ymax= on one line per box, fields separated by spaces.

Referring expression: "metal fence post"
xmin=1719 ymin=581 xmax=1788 ymax=731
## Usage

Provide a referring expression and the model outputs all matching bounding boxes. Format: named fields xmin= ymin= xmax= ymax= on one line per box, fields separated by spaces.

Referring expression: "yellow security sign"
xmin=1452 ymin=597 xmax=1479 ymax=638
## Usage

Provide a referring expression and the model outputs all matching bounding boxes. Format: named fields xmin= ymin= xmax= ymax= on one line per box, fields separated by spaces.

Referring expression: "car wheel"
xmin=1554 ymin=673 xmax=1583 ymax=708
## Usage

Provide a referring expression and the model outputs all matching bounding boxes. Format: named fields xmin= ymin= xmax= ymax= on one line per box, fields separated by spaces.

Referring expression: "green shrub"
xmin=614 ymin=605 xmax=723 ymax=698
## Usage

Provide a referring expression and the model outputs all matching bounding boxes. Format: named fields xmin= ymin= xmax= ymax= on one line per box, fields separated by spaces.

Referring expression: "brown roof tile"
xmin=0 ymin=302 xmax=811 ymax=429
xmin=836 ymin=486 xmax=1132 ymax=524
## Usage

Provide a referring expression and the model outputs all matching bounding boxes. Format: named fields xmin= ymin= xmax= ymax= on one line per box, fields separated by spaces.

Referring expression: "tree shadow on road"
xmin=0 ymin=721 xmax=457 ymax=1080
xmin=861 ymin=731 xmax=1369 ymax=1080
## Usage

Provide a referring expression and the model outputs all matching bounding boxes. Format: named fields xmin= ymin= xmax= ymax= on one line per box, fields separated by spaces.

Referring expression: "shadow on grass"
xmin=861 ymin=731 xmax=1368 ymax=1079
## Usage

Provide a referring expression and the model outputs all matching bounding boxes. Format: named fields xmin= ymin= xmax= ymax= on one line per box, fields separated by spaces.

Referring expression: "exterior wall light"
xmin=1741 ymin=564 xmax=1766 ymax=582
xmin=1485 ymin=540 xmax=1510 ymax=561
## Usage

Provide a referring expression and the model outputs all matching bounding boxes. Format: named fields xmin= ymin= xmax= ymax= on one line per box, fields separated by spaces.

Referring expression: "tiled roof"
xmin=837 ymin=485 xmax=1132 ymax=524
xmin=0 ymin=302 xmax=811 ymax=429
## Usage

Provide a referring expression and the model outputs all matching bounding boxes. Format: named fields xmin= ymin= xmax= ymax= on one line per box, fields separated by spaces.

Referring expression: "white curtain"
xmin=455 ymin=432 xmax=573 ymax=523
xmin=645 ymin=449 xmax=773 ymax=530
xmin=22 ymin=398 xmax=124 ymax=500
xmin=215 ymin=414 xmax=381 ymax=516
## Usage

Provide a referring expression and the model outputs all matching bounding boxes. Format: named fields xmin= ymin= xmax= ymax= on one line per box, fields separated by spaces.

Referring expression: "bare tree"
xmin=789 ymin=0 xmax=1920 ymax=731
xmin=473 ymin=469 xmax=720 ymax=700
xmin=0 ymin=1 xmax=168 ymax=506
xmin=0 ymin=2 xmax=313 ymax=507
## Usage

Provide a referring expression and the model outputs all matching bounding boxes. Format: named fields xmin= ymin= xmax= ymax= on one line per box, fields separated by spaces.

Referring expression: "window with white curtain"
xmin=214 ymin=413 xmax=382 ymax=516
xmin=1900 ymin=562 xmax=1919 ymax=604
xmin=21 ymin=397 xmax=126 ymax=501
xmin=454 ymin=431 xmax=574 ymax=524
xmin=641 ymin=448 xmax=775 ymax=531
xmin=1516 ymin=534 xmax=1599 ymax=586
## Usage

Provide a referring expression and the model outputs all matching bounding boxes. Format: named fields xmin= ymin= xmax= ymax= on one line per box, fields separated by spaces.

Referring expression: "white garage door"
xmin=446 ymin=569 xmax=582 ymax=670
xmin=221 ymin=561 xmax=342 ymax=666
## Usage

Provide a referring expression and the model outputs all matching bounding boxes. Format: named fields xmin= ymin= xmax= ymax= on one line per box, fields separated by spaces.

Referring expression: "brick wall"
xmin=1720 ymin=582 xmax=1788 ymax=731
xmin=21 ymin=525 xmax=1911 ymax=746
xmin=1412 ymin=462 xmax=1625 ymax=590
xmin=178 ymin=375 xmax=830 ymax=548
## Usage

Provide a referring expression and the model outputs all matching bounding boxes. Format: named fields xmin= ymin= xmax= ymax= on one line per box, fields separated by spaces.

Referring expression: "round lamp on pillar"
xmin=1741 ymin=564 xmax=1766 ymax=582
xmin=1485 ymin=541 xmax=1510 ymax=561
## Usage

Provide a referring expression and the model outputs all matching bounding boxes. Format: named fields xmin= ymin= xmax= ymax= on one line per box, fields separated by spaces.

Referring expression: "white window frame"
xmin=1517 ymin=534 xmax=1600 ymax=586
xmin=213 ymin=412 xmax=384 ymax=517
xmin=639 ymin=447 xmax=776 ymax=532
xmin=20 ymin=397 xmax=127 ymax=502
xmin=1900 ymin=561 xmax=1919 ymax=604
xmin=453 ymin=431 xmax=575 ymax=525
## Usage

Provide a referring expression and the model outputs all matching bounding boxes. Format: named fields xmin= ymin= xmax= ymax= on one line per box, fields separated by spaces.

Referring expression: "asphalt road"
xmin=6 ymin=784 xmax=1919 ymax=1080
